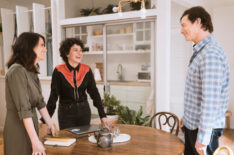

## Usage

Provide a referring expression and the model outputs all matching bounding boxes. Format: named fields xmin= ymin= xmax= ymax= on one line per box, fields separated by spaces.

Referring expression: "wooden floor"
xmin=0 ymin=129 xmax=233 ymax=155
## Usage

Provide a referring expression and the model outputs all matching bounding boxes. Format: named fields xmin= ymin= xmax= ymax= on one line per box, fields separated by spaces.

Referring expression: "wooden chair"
xmin=213 ymin=145 xmax=233 ymax=155
xmin=149 ymin=112 xmax=179 ymax=136
xmin=225 ymin=110 xmax=232 ymax=129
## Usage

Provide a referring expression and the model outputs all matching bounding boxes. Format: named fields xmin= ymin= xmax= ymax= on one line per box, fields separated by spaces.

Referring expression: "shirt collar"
xmin=193 ymin=34 xmax=214 ymax=53
xmin=65 ymin=61 xmax=80 ymax=72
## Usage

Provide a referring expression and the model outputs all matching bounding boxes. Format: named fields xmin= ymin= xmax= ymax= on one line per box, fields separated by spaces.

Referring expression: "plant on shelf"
xmin=80 ymin=8 xmax=101 ymax=16
xmin=102 ymin=92 xmax=121 ymax=115
xmin=102 ymin=4 xmax=116 ymax=14
xmin=130 ymin=0 xmax=150 ymax=10
xmin=117 ymin=106 xmax=150 ymax=126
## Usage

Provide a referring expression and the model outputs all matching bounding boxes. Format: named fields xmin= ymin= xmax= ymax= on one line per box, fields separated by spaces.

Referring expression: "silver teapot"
xmin=94 ymin=126 xmax=113 ymax=148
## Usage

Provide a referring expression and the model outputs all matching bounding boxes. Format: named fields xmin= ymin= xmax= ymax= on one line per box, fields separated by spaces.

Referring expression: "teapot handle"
xmin=94 ymin=131 xmax=99 ymax=140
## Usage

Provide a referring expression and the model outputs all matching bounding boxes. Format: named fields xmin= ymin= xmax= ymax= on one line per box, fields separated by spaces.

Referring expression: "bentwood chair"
xmin=213 ymin=145 xmax=233 ymax=155
xmin=149 ymin=112 xmax=179 ymax=136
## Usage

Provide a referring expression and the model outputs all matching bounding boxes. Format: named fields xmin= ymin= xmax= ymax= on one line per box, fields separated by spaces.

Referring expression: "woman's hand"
xmin=23 ymin=118 xmax=46 ymax=155
xmin=47 ymin=123 xmax=59 ymax=137
xmin=32 ymin=140 xmax=46 ymax=155
xmin=39 ymin=107 xmax=58 ymax=137
xmin=101 ymin=117 xmax=109 ymax=126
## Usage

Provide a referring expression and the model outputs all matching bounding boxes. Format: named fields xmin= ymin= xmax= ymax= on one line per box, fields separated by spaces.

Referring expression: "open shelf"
xmin=107 ymin=33 xmax=134 ymax=37
xmin=83 ymin=50 xmax=151 ymax=55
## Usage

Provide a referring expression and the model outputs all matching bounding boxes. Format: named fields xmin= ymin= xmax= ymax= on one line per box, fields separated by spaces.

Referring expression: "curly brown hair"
xmin=59 ymin=38 xmax=84 ymax=63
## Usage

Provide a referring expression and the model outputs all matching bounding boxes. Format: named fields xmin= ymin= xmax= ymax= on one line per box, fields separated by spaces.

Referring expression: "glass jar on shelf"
xmin=106 ymin=23 xmax=134 ymax=52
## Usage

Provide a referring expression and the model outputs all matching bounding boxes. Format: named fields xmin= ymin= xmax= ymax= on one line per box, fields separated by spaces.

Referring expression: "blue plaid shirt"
xmin=183 ymin=35 xmax=230 ymax=145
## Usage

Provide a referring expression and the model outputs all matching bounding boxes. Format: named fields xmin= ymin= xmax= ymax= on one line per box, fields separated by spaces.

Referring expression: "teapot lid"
xmin=99 ymin=126 xmax=111 ymax=135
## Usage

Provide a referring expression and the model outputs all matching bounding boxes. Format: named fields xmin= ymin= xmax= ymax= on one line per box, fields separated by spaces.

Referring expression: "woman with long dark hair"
xmin=4 ymin=32 xmax=57 ymax=155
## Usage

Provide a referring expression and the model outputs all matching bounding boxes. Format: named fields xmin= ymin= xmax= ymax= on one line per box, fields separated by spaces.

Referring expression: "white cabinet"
xmin=106 ymin=23 xmax=134 ymax=52
xmin=64 ymin=21 xmax=153 ymax=55
xmin=110 ymin=85 xmax=151 ymax=112
xmin=88 ymin=84 xmax=151 ymax=115
xmin=135 ymin=22 xmax=152 ymax=50
xmin=63 ymin=20 xmax=154 ymax=83
xmin=56 ymin=8 xmax=158 ymax=114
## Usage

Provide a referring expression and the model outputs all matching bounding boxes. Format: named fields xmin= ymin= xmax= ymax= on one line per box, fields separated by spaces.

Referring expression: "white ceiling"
xmin=204 ymin=0 xmax=234 ymax=7
xmin=172 ymin=0 xmax=234 ymax=8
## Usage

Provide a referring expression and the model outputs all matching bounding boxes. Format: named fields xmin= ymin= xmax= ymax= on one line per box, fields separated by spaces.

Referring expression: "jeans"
xmin=184 ymin=126 xmax=223 ymax=155
xmin=58 ymin=101 xmax=91 ymax=130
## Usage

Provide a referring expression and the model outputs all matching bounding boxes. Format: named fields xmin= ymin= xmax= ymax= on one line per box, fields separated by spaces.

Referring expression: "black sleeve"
xmin=41 ymin=68 xmax=60 ymax=123
xmin=86 ymin=69 xmax=106 ymax=118
xmin=47 ymin=68 xmax=60 ymax=116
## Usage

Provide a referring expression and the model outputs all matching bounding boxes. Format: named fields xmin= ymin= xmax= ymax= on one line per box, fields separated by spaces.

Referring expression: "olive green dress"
xmin=3 ymin=64 xmax=46 ymax=155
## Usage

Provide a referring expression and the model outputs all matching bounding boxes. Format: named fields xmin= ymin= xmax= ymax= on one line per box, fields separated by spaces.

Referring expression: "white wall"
xmin=155 ymin=0 xmax=171 ymax=113
xmin=213 ymin=5 xmax=234 ymax=128
xmin=170 ymin=2 xmax=192 ymax=119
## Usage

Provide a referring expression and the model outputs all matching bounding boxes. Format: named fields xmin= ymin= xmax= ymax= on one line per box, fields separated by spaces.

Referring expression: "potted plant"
xmin=102 ymin=92 xmax=121 ymax=124
xmin=117 ymin=106 xmax=150 ymax=126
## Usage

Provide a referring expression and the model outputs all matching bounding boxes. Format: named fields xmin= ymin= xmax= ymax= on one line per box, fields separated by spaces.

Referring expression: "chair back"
xmin=213 ymin=145 xmax=233 ymax=155
xmin=149 ymin=112 xmax=179 ymax=136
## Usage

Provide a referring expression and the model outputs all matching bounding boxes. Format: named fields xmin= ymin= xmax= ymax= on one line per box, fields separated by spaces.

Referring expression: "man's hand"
xmin=179 ymin=118 xmax=185 ymax=133
xmin=195 ymin=141 xmax=207 ymax=155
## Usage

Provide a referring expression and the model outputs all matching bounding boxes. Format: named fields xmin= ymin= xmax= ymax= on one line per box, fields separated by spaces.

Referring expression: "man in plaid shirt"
xmin=179 ymin=6 xmax=230 ymax=155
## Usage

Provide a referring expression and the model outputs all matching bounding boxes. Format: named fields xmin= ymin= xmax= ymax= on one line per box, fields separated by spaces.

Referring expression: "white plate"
xmin=88 ymin=134 xmax=131 ymax=143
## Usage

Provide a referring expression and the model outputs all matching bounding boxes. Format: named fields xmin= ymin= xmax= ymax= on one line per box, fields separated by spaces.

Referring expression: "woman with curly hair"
xmin=44 ymin=38 xmax=108 ymax=129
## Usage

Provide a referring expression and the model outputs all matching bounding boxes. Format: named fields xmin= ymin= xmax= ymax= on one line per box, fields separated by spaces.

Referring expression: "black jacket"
xmin=46 ymin=62 xmax=106 ymax=119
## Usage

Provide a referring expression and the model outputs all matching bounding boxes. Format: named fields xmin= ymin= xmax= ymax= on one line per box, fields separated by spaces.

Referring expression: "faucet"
xmin=116 ymin=64 xmax=123 ymax=81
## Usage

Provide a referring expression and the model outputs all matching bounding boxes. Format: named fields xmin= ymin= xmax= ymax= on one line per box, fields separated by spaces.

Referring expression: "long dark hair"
xmin=180 ymin=6 xmax=213 ymax=33
xmin=7 ymin=32 xmax=45 ymax=73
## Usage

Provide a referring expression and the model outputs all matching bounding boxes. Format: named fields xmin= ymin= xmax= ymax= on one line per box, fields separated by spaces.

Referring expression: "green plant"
xmin=117 ymin=106 xmax=150 ymax=126
xmin=102 ymin=4 xmax=116 ymax=14
xmin=102 ymin=92 xmax=121 ymax=115
xmin=130 ymin=0 xmax=150 ymax=10
xmin=80 ymin=8 xmax=101 ymax=16
xmin=130 ymin=2 xmax=141 ymax=10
